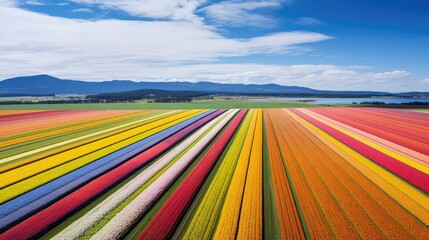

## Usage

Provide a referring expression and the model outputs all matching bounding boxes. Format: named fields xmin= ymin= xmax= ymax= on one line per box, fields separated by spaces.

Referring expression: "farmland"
xmin=0 ymin=108 xmax=428 ymax=239
xmin=0 ymin=100 xmax=318 ymax=110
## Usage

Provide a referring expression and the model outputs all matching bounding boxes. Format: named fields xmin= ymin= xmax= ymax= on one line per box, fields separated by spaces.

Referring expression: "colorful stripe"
xmin=0 ymin=107 xmax=427 ymax=240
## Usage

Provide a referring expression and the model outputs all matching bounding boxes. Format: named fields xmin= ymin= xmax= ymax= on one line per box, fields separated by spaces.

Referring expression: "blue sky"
xmin=0 ymin=0 xmax=428 ymax=92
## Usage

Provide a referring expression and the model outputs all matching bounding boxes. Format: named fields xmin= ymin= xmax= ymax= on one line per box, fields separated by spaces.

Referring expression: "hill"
xmin=0 ymin=74 xmax=423 ymax=97
xmin=0 ymin=75 xmax=323 ymax=95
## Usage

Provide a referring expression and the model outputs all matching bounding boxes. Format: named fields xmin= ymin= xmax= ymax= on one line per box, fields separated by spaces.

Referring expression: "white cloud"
xmin=24 ymin=0 xmax=44 ymax=5
xmin=0 ymin=3 xmax=421 ymax=92
xmin=201 ymin=0 xmax=289 ymax=27
xmin=244 ymin=31 xmax=330 ymax=54
xmin=373 ymin=70 xmax=410 ymax=79
xmin=296 ymin=17 xmax=323 ymax=26
xmin=71 ymin=7 xmax=93 ymax=13
xmin=0 ymin=5 xmax=330 ymax=78
xmin=71 ymin=0 xmax=204 ymax=22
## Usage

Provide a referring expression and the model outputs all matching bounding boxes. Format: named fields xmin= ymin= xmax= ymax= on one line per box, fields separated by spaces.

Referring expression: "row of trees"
xmin=153 ymin=97 xmax=192 ymax=103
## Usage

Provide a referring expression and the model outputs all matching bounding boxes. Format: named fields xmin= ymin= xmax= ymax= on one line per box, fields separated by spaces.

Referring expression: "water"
xmin=250 ymin=97 xmax=429 ymax=105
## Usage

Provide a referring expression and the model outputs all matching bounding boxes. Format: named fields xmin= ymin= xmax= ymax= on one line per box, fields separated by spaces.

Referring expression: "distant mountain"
xmin=0 ymin=75 xmax=140 ymax=95
xmin=0 ymin=74 xmax=422 ymax=96
xmin=0 ymin=74 xmax=322 ymax=95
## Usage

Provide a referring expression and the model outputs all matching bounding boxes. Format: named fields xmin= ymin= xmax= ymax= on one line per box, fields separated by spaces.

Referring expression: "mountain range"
xmin=0 ymin=74 xmax=428 ymax=97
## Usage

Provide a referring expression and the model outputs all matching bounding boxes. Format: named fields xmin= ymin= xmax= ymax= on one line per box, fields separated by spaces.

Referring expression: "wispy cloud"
xmin=201 ymin=0 xmax=289 ymax=27
xmin=1 ymin=1 xmax=420 ymax=91
xmin=24 ymin=0 xmax=45 ymax=5
xmin=0 ymin=5 xmax=330 ymax=73
xmin=373 ymin=70 xmax=410 ymax=79
xmin=1 ymin=4 xmax=421 ymax=91
xmin=296 ymin=17 xmax=324 ymax=26
xmin=70 ymin=0 xmax=204 ymax=22
xmin=71 ymin=7 xmax=93 ymax=13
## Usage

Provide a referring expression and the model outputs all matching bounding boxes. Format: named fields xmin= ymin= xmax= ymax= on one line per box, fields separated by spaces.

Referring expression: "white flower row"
xmin=52 ymin=109 xmax=236 ymax=240
xmin=90 ymin=109 xmax=237 ymax=240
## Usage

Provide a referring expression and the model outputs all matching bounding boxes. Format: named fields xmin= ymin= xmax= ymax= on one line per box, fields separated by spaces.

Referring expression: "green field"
xmin=0 ymin=100 xmax=319 ymax=110
xmin=413 ymin=109 xmax=429 ymax=112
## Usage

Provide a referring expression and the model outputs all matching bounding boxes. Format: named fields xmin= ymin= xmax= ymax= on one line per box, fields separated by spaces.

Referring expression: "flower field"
xmin=0 ymin=108 xmax=428 ymax=239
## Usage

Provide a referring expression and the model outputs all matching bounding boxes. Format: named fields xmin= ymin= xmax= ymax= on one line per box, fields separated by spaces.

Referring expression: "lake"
xmin=250 ymin=97 xmax=429 ymax=105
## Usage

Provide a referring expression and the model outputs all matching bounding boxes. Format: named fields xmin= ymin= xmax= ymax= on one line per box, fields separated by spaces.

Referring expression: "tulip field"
xmin=0 ymin=108 xmax=428 ymax=239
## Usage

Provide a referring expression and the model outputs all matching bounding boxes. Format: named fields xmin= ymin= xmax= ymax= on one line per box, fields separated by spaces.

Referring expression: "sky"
xmin=0 ymin=0 xmax=428 ymax=92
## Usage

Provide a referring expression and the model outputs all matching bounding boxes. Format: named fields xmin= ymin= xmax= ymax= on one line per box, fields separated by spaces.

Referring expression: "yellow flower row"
xmin=183 ymin=109 xmax=253 ymax=239
xmin=213 ymin=109 xmax=258 ymax=239
xmin=237 ymin=109 xmax=263 ymax=239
